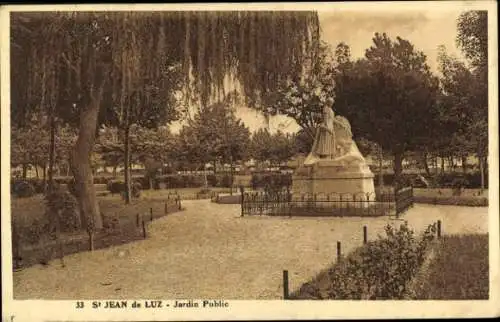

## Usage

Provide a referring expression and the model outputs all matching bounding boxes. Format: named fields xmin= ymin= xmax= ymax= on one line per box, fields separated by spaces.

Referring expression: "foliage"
xmin=45 ymin=189 xmax=81 ymax=232
xmin=291 ymin=222 xmax=437 ymax=300
xmin=260 ymin=41 xmax=336 ymax=139
xmin=176 ymin=102 xmax=251 ymax=168
xmin=250 ymin=172 xmax=292 ymax=191
xmin=457 ymin=11 xmax=488 ymax=70
xmin=333 ymin=33 xmax=441 ymax=179
xmin=10 ymin=123 xmax=50 ymax=171
xmin=250 ymin=129 xmax=296 ymax=165
xmin=412 ymin=195 xmax=488 ymax=207
xmin=11 ymin=11 xmax=320 ymax=229
xmin=106 ymin=180 xmax=142 ymax=198
xmin=12 ymin=181 xmax=36 ymax=198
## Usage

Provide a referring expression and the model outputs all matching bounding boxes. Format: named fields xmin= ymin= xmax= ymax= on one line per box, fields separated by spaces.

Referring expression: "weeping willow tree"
xmin=11 ymin=11 xmax=320 ymax=230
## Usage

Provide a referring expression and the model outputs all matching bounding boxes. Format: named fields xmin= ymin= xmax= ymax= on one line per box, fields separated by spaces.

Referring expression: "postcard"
xmin=1 ymin=1 xmax=498 ymax=321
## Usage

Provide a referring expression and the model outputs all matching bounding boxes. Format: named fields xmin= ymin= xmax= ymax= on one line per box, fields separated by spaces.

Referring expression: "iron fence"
xmin=241 ymin=187 xmax=413 ymax=218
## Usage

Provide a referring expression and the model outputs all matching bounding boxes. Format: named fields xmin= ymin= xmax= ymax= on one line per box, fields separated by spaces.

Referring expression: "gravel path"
xmin=13 ymin=201 xmax=488 ymax=299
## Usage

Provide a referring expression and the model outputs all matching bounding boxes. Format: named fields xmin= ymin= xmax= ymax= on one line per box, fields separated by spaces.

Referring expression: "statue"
xmin=304 ymin=106 xmax=365 ymax=167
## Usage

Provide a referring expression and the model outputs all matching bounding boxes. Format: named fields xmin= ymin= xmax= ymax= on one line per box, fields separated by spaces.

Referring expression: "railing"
xmin=240 ymin=187 xmax=414 ymax=218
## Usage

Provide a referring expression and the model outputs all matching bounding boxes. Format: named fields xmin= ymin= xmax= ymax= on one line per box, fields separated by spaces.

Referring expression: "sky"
xmin=171 ymin=9 xmax=468 ymax=135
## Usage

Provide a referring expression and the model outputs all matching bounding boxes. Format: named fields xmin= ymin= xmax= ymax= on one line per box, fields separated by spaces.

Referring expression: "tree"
xmin=11 ymin=123 xmax=49 ymax=179
xmin=260 ymin=41 xmax=336 ymax=139
xmin=177 ymin=102 xmax=251 ymax=177
xmin=11 ymin=12 xmax=320 ymax=230
xmin=250 ymin=129 xmax=295 ymax=168
xmin=250 ymin=128 xmax=273 ymax=167
xmin=437 ymin=47 xmax=476 ymax=173
xmin=452 ymin=11 xmax=488 ymax=190
xmin=333 ymin=33 xmax=441 ymax=181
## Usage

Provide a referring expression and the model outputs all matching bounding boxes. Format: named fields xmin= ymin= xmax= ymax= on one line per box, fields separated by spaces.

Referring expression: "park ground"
xmin=12 ymin=198 xmax=488 ymax=300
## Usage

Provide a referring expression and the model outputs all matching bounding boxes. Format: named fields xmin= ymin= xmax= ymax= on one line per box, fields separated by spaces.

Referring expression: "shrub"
xmin=251 ymin=172 xmax=292 ymax=191
xmin=25 ymin=218 xmax=49 ymax=245
xmin=413 ymin=196 xmax=488 ymax=207
xmin=107 ymin=180 xmax=141 ymax=199
xmin=219 ymin=174 xmax=233 ymax=188
xmin=290 ymin=221 xmax=437 ymax=300
xmin=12 ymin=180 xmax=35 ymax=198
xmin=45 ymin=189 xmax=81 ymax=233
xmin=206 ymin=174 xmax=218 ymax=187
xmin=67 ymin=179 xmax=78 ymax=197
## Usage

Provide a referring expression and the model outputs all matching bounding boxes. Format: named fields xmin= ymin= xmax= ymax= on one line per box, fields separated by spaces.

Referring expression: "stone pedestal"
xmin=292 ymin=160 xmax=375 ymax=196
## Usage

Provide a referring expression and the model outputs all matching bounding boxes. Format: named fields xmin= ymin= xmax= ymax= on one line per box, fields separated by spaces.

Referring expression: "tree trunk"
xmin=213 ymin=160 xmax=217 ymax=174
xmin=42 ymin=163 xmax=47 ymax=187
xmin=461 ymin=155 xmax=467 ymax=174
xmin=70 ymin=92 xmax=104 ymax=231
xmin=123 ymin=125 xmax=132 ymax=204
xmin=48 ymin=111 xmax=56 ymax=192
xmin=33 ymin=164 xmax=38 ymax=179
xmin=479 ymin=156 xmax=485 ymax=193
xmin=66 ymin=160 xmax=71 ymax=176
xmin=423 ymin=153 xmax=431 ymax=176
xmin=440 ymin=156 xmax=445 ymax=175
xmin=230 ymin=154 xmax=234 ymax=196
xmin=378 ymin=147 xmax=384 ymax=187
xmin=393 ymin=151 xmax=404 ymax=185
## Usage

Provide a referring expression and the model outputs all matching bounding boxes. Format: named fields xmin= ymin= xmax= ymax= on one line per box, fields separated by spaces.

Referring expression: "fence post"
xmin=142 ymin=220 xmax=147 ymax=239
xmin=136 ymin=213 xmax=140 ymax=227
xmin=283 ymin=270 xmax=289 ymax=300
xmin=150 ymin=207 xmax=153 ymax=221
xmin=178 ymin=197 xmax=182 ymax=210
xmin=437 ymin=220 xmax=442 ymax=238
xmin=240 ymin=185 xmax=245 ymax=217
xmin=88 ymin=230 xmax=94 ymax=251
xmin=164 ymin=201 xmax=168 ymax=215
xmin=395 ymin=188 xmax=399 ymax=219
xmin=363 ymin=226 xmax=367 ymax=244
xmin=337 ymin=241 xmax=342 ymax=261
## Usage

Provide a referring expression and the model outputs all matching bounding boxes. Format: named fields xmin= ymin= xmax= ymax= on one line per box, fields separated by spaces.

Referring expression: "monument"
xmin=292 ymin=105 xmax=375 ymax=197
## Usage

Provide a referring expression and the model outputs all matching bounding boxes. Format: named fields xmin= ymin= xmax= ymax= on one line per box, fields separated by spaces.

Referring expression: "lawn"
xmin=412 ymin=188 xmax=488 ymax=207
xmin=410 ymin=234 xmax=489 ymax=299
xmin=11 ymin=192 xmax=182 ymax=269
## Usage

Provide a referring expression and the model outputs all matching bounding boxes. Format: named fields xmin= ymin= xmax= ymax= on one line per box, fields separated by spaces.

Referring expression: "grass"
xmin=413 ymin=188 xmax=488 ymax=207
xmin=11 ymin=192 xmax=182 ymax=269
xmin=410 ymin=234 xmax=489 ymax=299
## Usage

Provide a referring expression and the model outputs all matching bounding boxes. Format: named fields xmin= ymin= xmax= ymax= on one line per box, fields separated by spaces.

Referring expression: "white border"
xmin=1 ymin=2 xmax=499 ymax=321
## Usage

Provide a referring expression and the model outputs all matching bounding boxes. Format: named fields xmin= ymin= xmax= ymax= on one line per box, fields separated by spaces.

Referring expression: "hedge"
xmin=373 ymin=172 xmax=488 ymax=189
xmin=290 ymin=221 xmax=438 ymax=300
xmin=413 ymin=196 xmax=488 ymax=207
xmin=250 ymin=172 xmax=292 ymax=191
xmin=153 ymin=174 xmax=234 ymax=189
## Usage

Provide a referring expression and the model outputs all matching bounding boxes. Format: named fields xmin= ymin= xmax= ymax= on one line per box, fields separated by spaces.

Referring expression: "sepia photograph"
xmin=1 ymin=1 xmax=498 ymax=321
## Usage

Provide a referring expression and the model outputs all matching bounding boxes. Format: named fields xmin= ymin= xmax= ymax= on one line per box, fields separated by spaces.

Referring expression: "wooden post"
xmin=437 ymin=220 xmax=442 ymax=238
xmin=337 ymin=241 xmax=341 ymax=261
xmin=240 ymin=185 xmax=245 ymax=217
xmin=283 ymin=270 xmax=289 ymax=300
xmin=164 ymin=201 xmax=168 ymax=215
xmin=363 ymin=226 xmax=367 ymax=244
xmin=89 ymin=231 xmax=94 ymax=251
xmin=178 ymin=197 xmax=182 ymax=210
xmin=150 ymin=207 xmax=153 ymax=221
xmin=142 ymin=220 xmax=147 ymax=239
xmin=136 ymin=213 xmax=140 ymax=227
